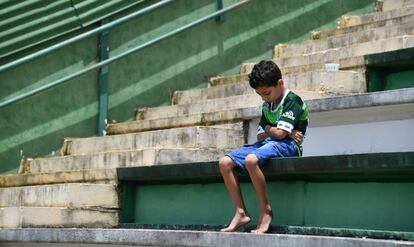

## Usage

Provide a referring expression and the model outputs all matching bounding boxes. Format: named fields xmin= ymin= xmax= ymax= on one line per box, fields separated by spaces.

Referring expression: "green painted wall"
xmin=369 ymin=68 xmax=414 ymax=91
xmin=365 ymin=47 xmax=414 ymax=91
xmin=384 ymin=70 xmax=414 ymax=90
xmin=0 ymin=0 xmax=374 ymax=174
xmin=122 ymin=181 xmax=414 ymax=232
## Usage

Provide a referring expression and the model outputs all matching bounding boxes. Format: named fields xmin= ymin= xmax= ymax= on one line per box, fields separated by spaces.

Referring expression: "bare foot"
xmin=221 ymin=211 xmax=251 ymax=232
xmin=251 ymin=210 xmax=273 ymax=234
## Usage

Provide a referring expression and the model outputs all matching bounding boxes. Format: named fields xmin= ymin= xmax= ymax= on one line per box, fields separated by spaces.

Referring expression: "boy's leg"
xmin=245 ymin=154 xmax=273 ymax=234
xmin=219 ymin=156 xmax=251 ymax=232
xmin=245 ymin=139 xmax=298 ymax=233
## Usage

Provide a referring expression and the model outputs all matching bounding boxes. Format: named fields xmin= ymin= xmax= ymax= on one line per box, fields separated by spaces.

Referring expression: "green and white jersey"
xmin=258 ymin=90 xmax=309 ymax=139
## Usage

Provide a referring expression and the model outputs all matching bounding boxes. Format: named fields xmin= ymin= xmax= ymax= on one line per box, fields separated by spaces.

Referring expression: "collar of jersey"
xmin=269 ymin=89 xmax=290 ymax=112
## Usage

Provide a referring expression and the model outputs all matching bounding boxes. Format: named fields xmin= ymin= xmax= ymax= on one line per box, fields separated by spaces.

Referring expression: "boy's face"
xmin=254 ymin=80 xmax=284 ymax=103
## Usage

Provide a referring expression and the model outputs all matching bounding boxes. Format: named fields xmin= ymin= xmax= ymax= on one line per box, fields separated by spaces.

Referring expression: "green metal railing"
xmin=0 ymin=0 xmax=250 ymax=135
xmin=0 ymin=0 xmax=173 ymax=74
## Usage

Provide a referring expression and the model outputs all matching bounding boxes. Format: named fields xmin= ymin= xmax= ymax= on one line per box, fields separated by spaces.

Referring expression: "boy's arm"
xmin=256 ymin=114 xmax=269 ymax=141
xmin=264 ymin=125 xmax=288 ymax=139
xmin=264 ymin=125 xmax=304 ymax=143
xmin=266 ymin=100 xmax=304 ymax=140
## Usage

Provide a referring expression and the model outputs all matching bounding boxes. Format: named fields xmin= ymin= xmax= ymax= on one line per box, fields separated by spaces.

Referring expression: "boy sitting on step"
xmin=219 ymin=60 xmax=308 ymax=234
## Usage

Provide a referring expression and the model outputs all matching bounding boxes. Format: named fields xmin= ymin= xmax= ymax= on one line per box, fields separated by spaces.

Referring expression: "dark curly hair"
xmin=248 ymin=60 xmax=282 ymax=89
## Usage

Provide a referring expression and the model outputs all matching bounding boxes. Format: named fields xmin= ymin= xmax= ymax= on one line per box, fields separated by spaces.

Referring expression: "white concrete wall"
xmin=246 ymin=104 xmax=414 ymax=156
xmin=303 ymin=118 xmax=414 ymax=156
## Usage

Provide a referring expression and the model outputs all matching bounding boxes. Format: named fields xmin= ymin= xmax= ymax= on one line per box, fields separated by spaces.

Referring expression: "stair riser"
xmin=64 ymin=127 xmax=244 ymax=155
xmin=0 ymin=207 xmax=118 ymax=228
xmin=0 ymin=169 xmax=117 ymax=188
xmin=378 ymin=0 xmax=414 ymax=12
xmin=312 ymin=10 xmax=414 ymax=40
xmin=276 ymin=36 xmax=414 ymax=68
xmin=27 ymin=149 xmax=228 ymax=174
xmin=138 ymin=94 xmax=262 ymax=121
xmin=276 ymin=21 xmax=414 ymax=59
xmin=279 ymin=56 xmax=365 ymax=75
xmin=0 ymin=183 xmax=118 ymax=208
xmin=339 ymin=5 xmax=414 ymax=28
xmin=178 ymin=71 xmax=365 ymax=105
xmin=173 ymin=83 xmax=253 ymax=105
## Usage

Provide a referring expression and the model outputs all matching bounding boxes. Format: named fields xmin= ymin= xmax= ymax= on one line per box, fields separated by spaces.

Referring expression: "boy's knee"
xmin=219 ymin=156 xmax=234 ymax=171
xmin=245 ymin=154 xmax=259 ymax=171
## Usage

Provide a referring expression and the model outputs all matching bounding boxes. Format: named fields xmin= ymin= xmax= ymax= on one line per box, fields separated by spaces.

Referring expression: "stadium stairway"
xmin=1 ymin=1 xmax=414 ymax=246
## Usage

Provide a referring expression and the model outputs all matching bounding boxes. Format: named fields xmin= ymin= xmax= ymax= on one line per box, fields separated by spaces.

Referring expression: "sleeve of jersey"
xmin=257 ymin=113 xmax=267 ymax=135
xmin=277 ymin=101 xmax=302 ymax=134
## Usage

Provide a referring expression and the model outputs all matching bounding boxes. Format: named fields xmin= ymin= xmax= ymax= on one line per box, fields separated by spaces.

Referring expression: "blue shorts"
xmin=226 ymin=138 xmax=299 ymax=174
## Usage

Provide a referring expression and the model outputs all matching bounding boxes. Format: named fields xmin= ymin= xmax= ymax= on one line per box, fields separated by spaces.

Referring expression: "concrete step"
xmin=64 ymin=126 xmax=244 ymax=155
xmin=172 ymin=80 xmax=253 ymax=105
xmin=208 ymin=74 xmax=249 ymax=87
xmin=275 ymin=35 xmax=414 ymax=69
xmin=1 ymin=228 xmax=413 ymax=247
xmin=0 ymin=183 xmax=118 ymax=208
xmin=376 ymin=0 xmax=414 ymax=12
xmin=240 ymin=62 xmax=255 ymax=74
xmin=240 ymin=56 xmax=366 ymax=76
xmin=106 ymin=90 xmax=322 ymax=135
xmin=339 ymin=5 xmax=414 ymax=28
xmin=279 ymin=56 xmax=366 ymax=75
xmin=24 ymin=148 xmax=229 ymax=174
xmin=312 ymin=6 xmax=414 ymax=40
xmin=275 ymin=20 xmax=414 ymax=59
xmin=106 ymin=109 xmax=255 ymax=134
xmin=141 ymin=87 xmax=332 ymax=122
xmin=137 ymin=94 xmax=262 ymax=121
xmin=0 ymin=168 xmax=117 ymax=187
xmin=0 ymin=207 xmax=118 ymax=228
xmin=204 ymin=70 xmax=365 ymax=96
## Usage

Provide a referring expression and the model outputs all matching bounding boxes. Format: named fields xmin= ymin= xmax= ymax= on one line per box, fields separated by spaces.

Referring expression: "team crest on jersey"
xmin=282 ymin=111 xmax=295 ymax=120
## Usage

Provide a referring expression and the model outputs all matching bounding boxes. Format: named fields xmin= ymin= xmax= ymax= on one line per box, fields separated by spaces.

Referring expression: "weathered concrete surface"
xmin=281 ymin=56 xmax=366 ymax=75
xmin=308 ymin=102 xmax=414 ymax=127
xmin=275 ymin=21 xmax=414 ymax=59
xmin=241 ymin=56 xmax=365 ymax=75
xmin=240 ymin=62 xmax=255 ymax=74
xmin=0 ymin=169 xmax=117 ymax=188
xmin=0 ymin=228 xmax=413 ymax=247
xmin=276 ymin=35 xmax=414 ymax=68
xmin=376 ymin=0 xmax=414 ymax=12
xmin=65 ymin=126 xmax=244 ymax=155
xmin=339 ymin=4 xmax=414 ymax=28
xmin=207 ymin=70 xmax=365 ymax=93
xmin=312 ymin=6 xmax=414 ymax=39
xmin=173 ymin=80 xmax=253 ymax=104
xmin=208 ymin=74 xmax=249 ymax=87
xmin=107 ymin=90 xmax=323 ymax=134
xmin=136 ymin=94 xmax=262 ymax=121
xmin=0 ymin=183 xmax=118 ymax=208
xmin=0 ymin=208 xmax=118 ymax=228
xmin=174 ymin=76 xmax=339 ymax=104
xmin=306 ymin=87 xmax=414 ymax=113
xmin=284 ymin=70 xmax=366 ymax=95
xmin=106 ymin=108 xmax=257 ymax=135
xmin=25 ymin=148 xmax=229 ymax=174
xmin=143 ymin=79 xmax=351 ymax=121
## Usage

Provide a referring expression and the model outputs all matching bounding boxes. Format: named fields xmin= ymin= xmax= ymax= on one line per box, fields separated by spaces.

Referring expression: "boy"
xmin=219 ymin=60 xmax=308 ymax=234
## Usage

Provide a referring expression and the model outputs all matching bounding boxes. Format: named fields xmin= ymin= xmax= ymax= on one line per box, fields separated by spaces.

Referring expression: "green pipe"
xmin=0 ymin=0 xmax=250 ymax=108
xmin=0 ymin=0 xmax=174 ymax=74
xmin=98 ymin=19 xmax=110 ymax=136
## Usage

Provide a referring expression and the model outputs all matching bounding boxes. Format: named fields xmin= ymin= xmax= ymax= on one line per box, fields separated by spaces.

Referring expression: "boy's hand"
xmin=289 ymin=130 xmax=304 ymax=144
